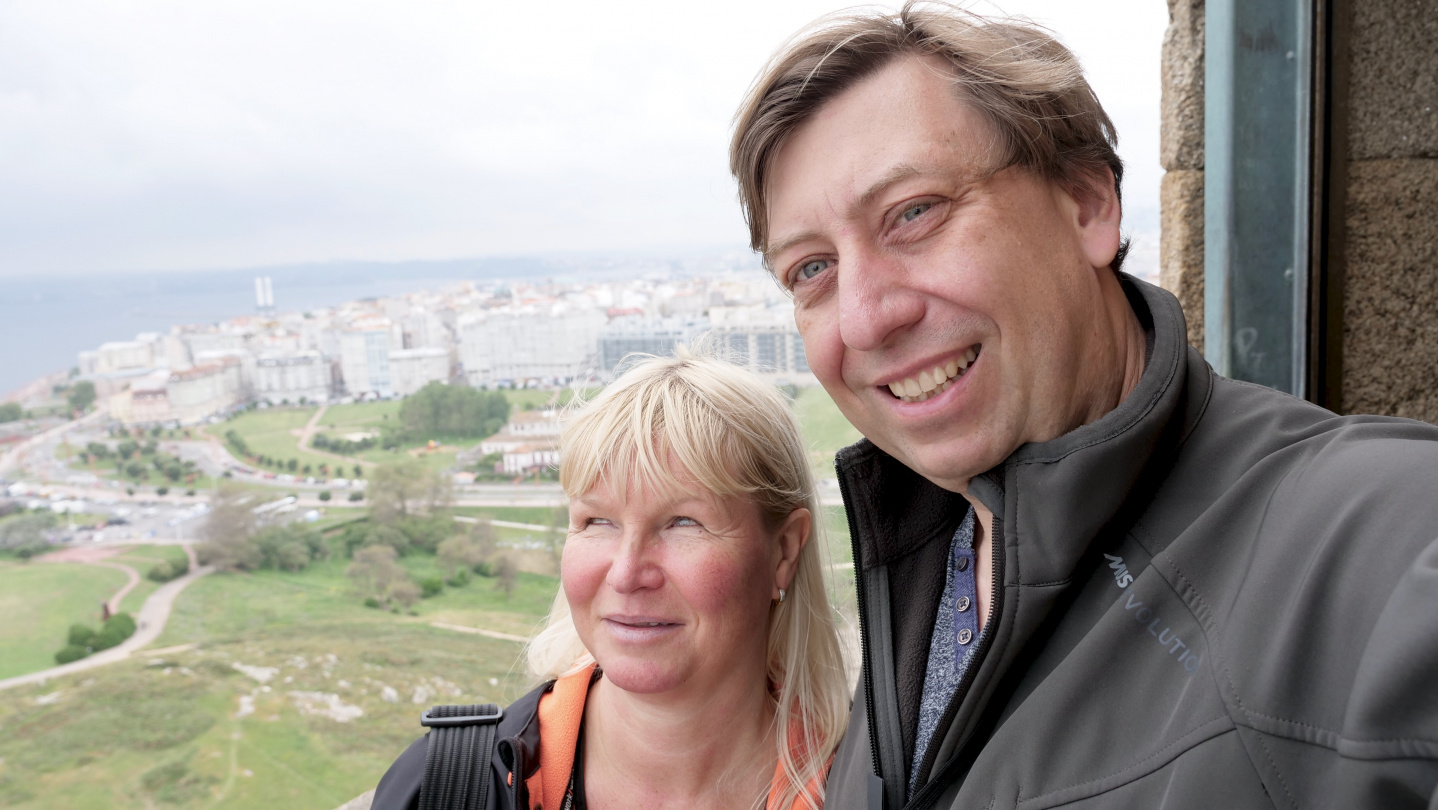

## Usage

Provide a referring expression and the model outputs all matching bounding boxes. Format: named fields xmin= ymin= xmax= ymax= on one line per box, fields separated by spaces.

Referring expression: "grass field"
xmin=217 ymin=407 xmax=334 ymax=472
xmin=0 ymin=561 xmax=128 ymax=679
xmin=792 ymin=386 xmax=862 ymax=480
xmin=0 ymin=541 xmax=560 ymax=810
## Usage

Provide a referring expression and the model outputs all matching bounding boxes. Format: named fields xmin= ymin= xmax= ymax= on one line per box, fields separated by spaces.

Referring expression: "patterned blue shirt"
xmin=909 ymin=507 xmax=983 ymax=796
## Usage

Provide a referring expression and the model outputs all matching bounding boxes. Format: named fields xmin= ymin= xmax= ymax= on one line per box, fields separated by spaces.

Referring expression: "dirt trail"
xmin=0 ymin=562 xmax=214 ymax=692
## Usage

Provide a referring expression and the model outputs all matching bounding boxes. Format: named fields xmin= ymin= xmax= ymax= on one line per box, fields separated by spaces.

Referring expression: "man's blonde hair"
xmin=526 ymin=351 xmax=849 ymax=810
xmin=731 ymin=0 xmax=1127 ymax=269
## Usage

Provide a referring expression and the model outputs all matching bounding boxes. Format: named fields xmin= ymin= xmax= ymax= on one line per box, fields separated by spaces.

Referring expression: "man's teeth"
xmin=888 ymin=346 xmax=980 ymax=403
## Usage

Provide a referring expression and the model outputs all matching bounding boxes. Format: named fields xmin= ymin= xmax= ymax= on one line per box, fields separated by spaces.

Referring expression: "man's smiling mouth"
xmin=886 ymin=345 xmax=980 ymax=403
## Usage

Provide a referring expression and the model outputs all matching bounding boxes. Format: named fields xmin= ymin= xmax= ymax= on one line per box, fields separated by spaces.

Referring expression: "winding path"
xmin=0 ymin=561 xmax=214 ymax=692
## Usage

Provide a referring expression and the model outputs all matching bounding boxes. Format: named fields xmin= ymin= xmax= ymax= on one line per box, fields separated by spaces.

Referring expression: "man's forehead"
xmin=763 ymin=60 xmax=1001 ymax=257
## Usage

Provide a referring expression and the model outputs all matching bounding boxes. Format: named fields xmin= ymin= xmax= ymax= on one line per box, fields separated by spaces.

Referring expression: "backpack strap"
xmin=419 ymin=703 xmax=505 ymax=810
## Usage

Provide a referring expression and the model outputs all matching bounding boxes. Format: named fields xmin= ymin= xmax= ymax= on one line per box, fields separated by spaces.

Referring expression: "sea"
xmin=0 ymin=255 xmax=661 ymax=397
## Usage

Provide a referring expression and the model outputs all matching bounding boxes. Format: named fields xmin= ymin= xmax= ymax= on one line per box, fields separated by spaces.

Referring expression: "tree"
xmin=393 ymin=383 xmax=511 ymax=444
xmin=86 ymin=441 xmax=111 ymax=460
xmin=493 ymin=555 xmax=518 ymax=599
xmin=367 ymin=459 xmax=451 ymax=527
xmin=0 ymin=512 xmax=57 ymax=552
xmin=67 ymin=381 xmax=96 ymax=413
xmin=437 ymin=531 xmax=489 ymax=578
xmin=0 ymin=402 xmax=25 ymax=423
xmin=197 ymin=483 xmax=260 ymax=571
xmin=346 ymin=544 xmax=407 ymax=602
xmin=353 ymin=464 xmax=363 ymax=479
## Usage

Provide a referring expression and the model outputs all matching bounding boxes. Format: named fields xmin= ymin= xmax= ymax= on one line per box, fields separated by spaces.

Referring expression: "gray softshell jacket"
xmin=825 ymin=277 xmax=1438 ymax=809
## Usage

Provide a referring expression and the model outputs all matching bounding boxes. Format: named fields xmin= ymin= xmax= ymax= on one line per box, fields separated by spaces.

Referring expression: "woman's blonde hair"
xmin=526 ymin=350 xmax=849 ymax=810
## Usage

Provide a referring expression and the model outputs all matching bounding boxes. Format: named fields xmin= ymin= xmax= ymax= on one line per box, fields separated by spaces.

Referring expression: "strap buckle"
xmin=421 ymin=705 xmax=504 ymax=728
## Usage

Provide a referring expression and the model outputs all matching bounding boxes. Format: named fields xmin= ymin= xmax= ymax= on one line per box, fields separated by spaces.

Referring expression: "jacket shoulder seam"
xmin=1236 ymin=711 xmax=1438 ymax=758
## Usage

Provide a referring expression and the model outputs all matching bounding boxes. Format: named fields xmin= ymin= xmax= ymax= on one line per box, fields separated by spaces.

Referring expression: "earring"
xmin=778 ymin=588 xmax=787 ymax=604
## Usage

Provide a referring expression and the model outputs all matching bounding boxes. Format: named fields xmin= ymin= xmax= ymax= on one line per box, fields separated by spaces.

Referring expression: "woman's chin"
xmin=596 ymin=659 xmax=688 ymax=695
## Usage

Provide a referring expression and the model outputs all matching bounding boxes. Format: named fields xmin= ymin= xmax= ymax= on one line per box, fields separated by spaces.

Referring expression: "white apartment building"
xmin=95 ymin=341 xmax=154 ymax=374
xmin=458 ymin=304 xmax=604 ymax=388
xmin=339 ymin=327 xmax=394 ymax=397
xmin=254 ymin=350 xmax=330 ymax=404
xmin=167 ymin=358 xmax=244 ymax=425
xmin=388 ymin=347 xmax=450 ymax=397
xmin=479 ymin=410 xmax=562 ymax=455
xmin=596 ymin=316 xmax=710 ymax=379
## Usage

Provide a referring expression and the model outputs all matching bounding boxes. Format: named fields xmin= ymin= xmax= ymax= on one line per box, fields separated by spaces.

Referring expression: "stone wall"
xmin=1339 ymin=0 xmax=1438 ymax=420
xmin=1158 ymin=0 xmax=1438 ymax=420
xmin=1159 ymin=0 xmax=1206 ymax=351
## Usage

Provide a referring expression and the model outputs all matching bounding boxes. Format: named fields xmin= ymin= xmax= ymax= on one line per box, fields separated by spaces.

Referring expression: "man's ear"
xmin=773 ymin=507 xmax=811 ymax=597
xmin=1062 ymin=167 xmax=1122 ymax=272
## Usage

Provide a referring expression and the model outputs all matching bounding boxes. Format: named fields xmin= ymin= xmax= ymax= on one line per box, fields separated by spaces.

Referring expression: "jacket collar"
xmin=837 ymin=275 xmax=1193 ymax=583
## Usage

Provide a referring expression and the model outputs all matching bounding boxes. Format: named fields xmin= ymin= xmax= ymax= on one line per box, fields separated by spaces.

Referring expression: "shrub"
xmin=54 ymin=644 xmax=89 ymax=665
xmin=348 ymin=491 xmax=364 ymax=502
xmin=472 ymin=560 xmax=494 ymax=577
xmin=445 ymin=570 xmax=470 ymax=588
xmin=363 ymin=596 xmax=383 ymax=609
xmin=318 ymin=491 xmax=332 ymax=502
xmin=91 ymin=612 xmax=137 ymax=651
xmin=68 ymin=623 xmax=96 ymax=647
xmin=156 ymin=487 xmax=169 ymax=496
xmin=420 ymin=576 xmax=445 ymax=598
xmin=147 ymin=559 xmax=189 ymax=583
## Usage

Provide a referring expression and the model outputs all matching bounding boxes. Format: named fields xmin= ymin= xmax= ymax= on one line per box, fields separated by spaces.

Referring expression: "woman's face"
xmin=563 ymin=470 xmax=808 ymax=697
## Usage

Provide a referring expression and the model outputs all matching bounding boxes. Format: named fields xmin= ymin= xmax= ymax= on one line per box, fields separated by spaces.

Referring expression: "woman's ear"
xmin=773 ymin=507 xmax=811 ymax=597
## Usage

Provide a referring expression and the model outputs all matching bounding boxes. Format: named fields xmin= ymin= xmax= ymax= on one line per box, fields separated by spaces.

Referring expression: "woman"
xmin=372 ymin=352 xmax=850 ymax=809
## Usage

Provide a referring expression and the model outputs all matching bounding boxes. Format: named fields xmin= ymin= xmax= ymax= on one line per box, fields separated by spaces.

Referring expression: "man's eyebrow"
xmin=764 ymin=164 xmax=926 ymax=262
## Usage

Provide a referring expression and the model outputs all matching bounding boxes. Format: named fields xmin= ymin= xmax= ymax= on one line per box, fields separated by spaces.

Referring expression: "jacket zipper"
xmin=837 ymin=470 xmax=886 ymax=789
xmin=904 ymin=510 xmax=1006 ymax=810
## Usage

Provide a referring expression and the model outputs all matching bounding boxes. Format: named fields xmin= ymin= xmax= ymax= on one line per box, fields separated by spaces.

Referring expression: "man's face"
xmin=766 ymin=56 xmax=1123 ymax=492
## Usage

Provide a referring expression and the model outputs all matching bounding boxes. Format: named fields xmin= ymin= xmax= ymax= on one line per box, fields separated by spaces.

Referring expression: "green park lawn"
xmin=791 ymin=385 xmax=862 ymax=480
xmin=0 ymin=561 xmax=128 ymax=680
xmin=0 ymin=539 xmax=560 ymax=810
xmin=214 ymin=407 xmax=333 ymax=473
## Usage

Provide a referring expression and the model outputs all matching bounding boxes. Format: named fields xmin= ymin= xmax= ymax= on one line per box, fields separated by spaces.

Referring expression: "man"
xmin=730 ymin=4 xmax=1438 ymax=808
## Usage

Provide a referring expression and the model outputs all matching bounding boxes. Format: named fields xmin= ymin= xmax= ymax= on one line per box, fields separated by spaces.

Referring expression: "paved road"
xmin=0 ymin=562 xmax=214 ymax=692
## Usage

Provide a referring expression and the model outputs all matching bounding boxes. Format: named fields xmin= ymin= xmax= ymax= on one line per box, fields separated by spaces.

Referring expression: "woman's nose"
xmin=605 ymin=532 xmax=663 ymax=593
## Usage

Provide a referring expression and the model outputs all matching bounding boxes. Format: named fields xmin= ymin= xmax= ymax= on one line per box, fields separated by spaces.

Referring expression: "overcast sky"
xmin=0 ymin=0 xmax=1168 ymax=279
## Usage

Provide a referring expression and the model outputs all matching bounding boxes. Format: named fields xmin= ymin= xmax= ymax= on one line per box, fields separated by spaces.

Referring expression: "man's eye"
xmin=796 ymin=259 xmax=832 ymax=282
xmin=900 ymin=202 xmax=932 ymax=223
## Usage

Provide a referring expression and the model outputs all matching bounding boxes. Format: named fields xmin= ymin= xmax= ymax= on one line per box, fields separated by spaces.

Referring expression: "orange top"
xmin=524 ymin=665 xmax=828 ymax=810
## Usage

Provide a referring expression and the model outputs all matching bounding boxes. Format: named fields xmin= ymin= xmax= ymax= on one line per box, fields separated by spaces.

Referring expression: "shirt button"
xmin=957 ymin=628 xmax=973 ymax=645
xmin=956 ymin=555 xmax=970 ymax=572
xmin=956 ymin=596 xmax=971 ymax=612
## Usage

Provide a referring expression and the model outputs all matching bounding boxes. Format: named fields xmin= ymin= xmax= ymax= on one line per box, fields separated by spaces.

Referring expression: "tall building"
xmin=339 ymin=327 xmax=394 ymax=397
xmin=458 ymin=304 xmax=604 ymax=387
xmin=388 ymin=347 xmax=450 ymax=397
xmin=254 ymin=350 xmax=330 ymax=404
xmin=167 ymin=358 xmax=244 ymax=425
xmin=596 ymin=316 xmax=710 ymax=379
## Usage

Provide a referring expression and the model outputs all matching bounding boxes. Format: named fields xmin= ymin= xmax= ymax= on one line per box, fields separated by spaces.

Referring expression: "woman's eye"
xmin=585 ymin=517 xmax=612 ymax=527
xmin=672 ymin=516 xmax=699 ymax=527
xmin=900 ymin=202 xmax=932 ymax=223
xmin=795 ymin=259 xmax=832 ymax=282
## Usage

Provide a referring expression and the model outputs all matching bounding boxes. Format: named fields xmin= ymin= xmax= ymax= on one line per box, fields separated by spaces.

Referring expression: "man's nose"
xmin=605 ymin=531 xmax=663 ymax=593
xmin=838 ymin=248 xmax=925 ymax=351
